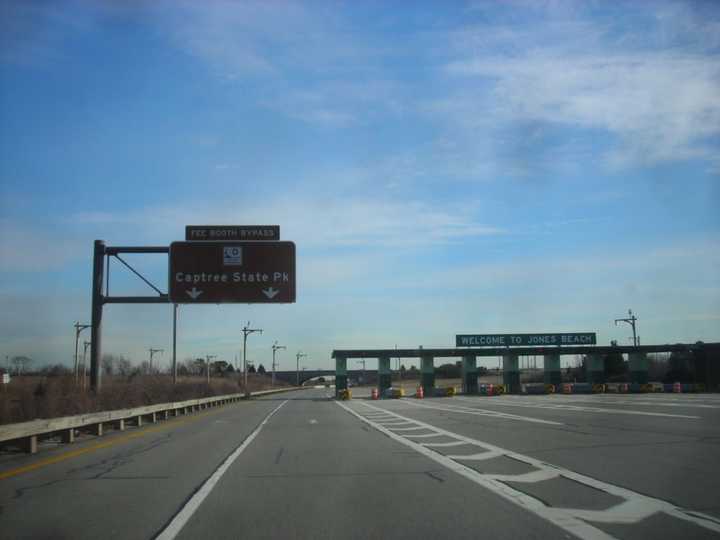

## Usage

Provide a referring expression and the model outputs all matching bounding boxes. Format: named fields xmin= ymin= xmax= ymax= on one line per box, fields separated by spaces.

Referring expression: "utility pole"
xmin=615 ymin=309 xmax=639 ymax=347
xmin=296 ymin=351 xmax=307 ymax=386
xmin=149 ymin=348 xmax=164 ymax=374
xmin=73 ymin=322 xmax=91 ymax=384
xmin=205 ymin=354 xmax=216 ymax=385
xmin=242 ymin=323 xmax=263 ymax=394
xmin=272 ymin=341 xmax=286 ymax=387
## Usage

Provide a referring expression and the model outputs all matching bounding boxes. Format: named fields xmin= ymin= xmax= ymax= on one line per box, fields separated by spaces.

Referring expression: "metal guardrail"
xmin=0 ymin=387 xmax=300 ymax=454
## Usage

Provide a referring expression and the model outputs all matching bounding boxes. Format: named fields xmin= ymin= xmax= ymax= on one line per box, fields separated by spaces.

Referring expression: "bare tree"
xmin=11 ymin=356 xmax=32 ymax=375
xmin=115 ymin=356 xmax=133 ymax=377
xmin=102 ymin=354 xmax=115 ymax=376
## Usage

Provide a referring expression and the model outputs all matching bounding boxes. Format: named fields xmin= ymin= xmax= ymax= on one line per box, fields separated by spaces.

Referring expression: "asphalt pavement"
xmin=1 ymin=387 xmax=719 ymax=540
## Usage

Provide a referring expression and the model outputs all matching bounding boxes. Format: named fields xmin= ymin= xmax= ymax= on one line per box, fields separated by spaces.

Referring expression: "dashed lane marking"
xmin=156 ymin=400 xmax=288 ymax=540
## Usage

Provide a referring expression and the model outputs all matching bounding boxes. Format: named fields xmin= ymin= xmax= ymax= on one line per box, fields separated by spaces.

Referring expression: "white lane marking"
xmin=491 ymin=469 xmax=560 ymax=483
xmin=156 ymin=400 xmax=288 ymax=540
xmin=402 ymin=399 xmax=564 ymax=425
xmin=446 ymin=452 xmax=503 ymax=461
xmin=454 ymin=396 xmax=701 ymax=419
xmin=337 ymin=401 xmax=615 ymax=540
xmin=543 ymin=397 xmax=720 ymax=409
xmin=340 ymin=401 xmax=720 ymax=537
xmin=421 ymin=441 xmax=467 ymax=447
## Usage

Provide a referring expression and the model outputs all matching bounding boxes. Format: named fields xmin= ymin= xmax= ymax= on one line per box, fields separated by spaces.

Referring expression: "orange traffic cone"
xmin=371 ymin=388 xmax=379 ymax=400
xmin=415 ymin=386 xmax=424 ymax=399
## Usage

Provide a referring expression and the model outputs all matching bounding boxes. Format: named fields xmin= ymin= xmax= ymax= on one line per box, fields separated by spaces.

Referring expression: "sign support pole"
xmin=90 ymin=240 xmax=105 ymax=392
xmin=172 ymin=304 xmax=178 ymax=384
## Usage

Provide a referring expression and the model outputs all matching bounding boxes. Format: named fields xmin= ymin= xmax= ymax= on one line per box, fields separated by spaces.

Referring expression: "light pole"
xmin=242 ymin=323 xmax=263 ymax=394
xmin=272 ymin=341 xmax=286 ymax=387
xmin=73 ymin=322 xmax=91 ymax=384
xmin=206 ymin=354 xmax=216 ymax=385
xmin=296 ymin=351 xmax=307 ymax=386
xmin=149 ymin=348 xmax=164 ymax=374
xmin=615 ymin=309 xmax=639 ymax=347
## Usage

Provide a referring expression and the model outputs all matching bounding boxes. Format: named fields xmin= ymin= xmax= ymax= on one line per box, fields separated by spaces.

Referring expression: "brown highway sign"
xmin=169 ymin=241 xmax=295 ymax=303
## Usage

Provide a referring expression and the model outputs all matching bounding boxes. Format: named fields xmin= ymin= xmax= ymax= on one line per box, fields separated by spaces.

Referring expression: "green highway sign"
xmin=456 ymin=333 xmax=597 ymax=347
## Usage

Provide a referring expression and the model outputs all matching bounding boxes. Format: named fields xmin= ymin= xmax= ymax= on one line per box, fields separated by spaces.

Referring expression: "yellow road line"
xmin=0 ymin=406 xmax=232 ymax=481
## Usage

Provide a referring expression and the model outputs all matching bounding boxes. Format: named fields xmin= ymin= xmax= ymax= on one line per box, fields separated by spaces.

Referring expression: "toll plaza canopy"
xmin=331 ymin=343 xmax=715 ymax=359
xmin=331 ymin=342 xmax=720 ymax=397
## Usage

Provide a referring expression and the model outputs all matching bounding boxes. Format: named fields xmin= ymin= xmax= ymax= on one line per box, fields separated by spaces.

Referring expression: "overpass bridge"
xmin=272 ymin=369 xmax=381 ymax=386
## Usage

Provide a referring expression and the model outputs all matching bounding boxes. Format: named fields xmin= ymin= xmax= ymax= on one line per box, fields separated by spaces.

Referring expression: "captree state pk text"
xmin=174 ymin=271 xmax=291 ymax=285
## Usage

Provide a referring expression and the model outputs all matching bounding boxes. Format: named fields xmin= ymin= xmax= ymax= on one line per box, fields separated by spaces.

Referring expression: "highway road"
xmin=2 ymin=388 xmax=720 ymax=539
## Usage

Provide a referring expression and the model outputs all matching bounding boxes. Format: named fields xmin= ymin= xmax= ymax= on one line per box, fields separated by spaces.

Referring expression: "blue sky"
xmin=1 ymin=0 xmax=719 ymax=372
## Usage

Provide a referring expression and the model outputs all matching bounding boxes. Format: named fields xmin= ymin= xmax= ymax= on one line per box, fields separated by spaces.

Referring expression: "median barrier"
xmin=562 ymin=383 xmax=573 ymax=394
xmin=545 ymin=384 xmax=556 ymax=394
xmin=415 ymin=386 xmax=424 ymax=399
xmin=337 ymin=389 xmax=351 ymax=400
xmin=0 ymin=386 xmax=300 ymax=455
xmin=591 ymin=384 xmax=605 ymax=394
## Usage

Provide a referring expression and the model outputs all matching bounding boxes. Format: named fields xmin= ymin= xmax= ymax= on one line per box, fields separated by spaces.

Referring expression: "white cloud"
xmin=66 ymin=194 xmax=503 ymax=250
xmin=447 ymin=52 xmax=720 ymax=166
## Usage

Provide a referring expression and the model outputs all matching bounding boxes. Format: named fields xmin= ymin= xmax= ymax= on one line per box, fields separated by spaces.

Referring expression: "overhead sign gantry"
xmin=87 ymin=225 xmax=295 ymax=391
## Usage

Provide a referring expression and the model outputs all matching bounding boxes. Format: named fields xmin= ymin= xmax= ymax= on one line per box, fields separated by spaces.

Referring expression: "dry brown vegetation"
xmin=0 ymin=374 xmax=286 ymax=425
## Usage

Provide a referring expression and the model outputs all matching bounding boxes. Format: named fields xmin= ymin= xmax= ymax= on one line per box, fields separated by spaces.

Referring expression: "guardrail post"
xmin=543 ymin=354 xmax=561 ymax=386
xmin=116 ymin=419 xmax=125 ymax=431
xmin=164 ymin=411 xmax=170 ymax=420
xmin=23 ymin=436 xmax=38 ymax=454
xmin=61 ymin=429 xmax=75 ymax=444
xmin=94 ymin=423 xmax=103 ymax=437
xmin=503 ymin=354 xmax=520 ymax=394
xmin=461 ymin=355 xmax=478 ymax=394
xmin=150 ymin=412 xmax=157 ymax=423
xmin=136 ymin=415 xmax=143 ymax=427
